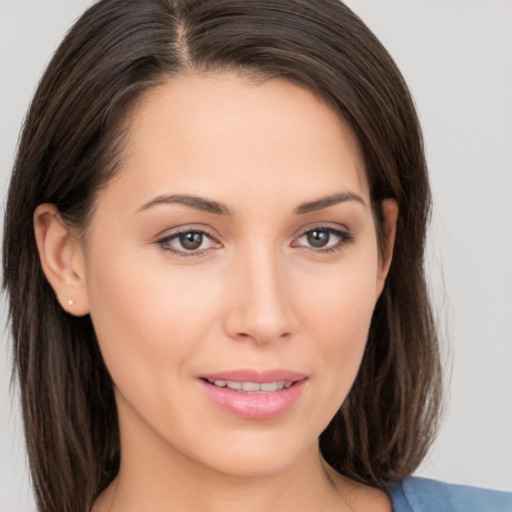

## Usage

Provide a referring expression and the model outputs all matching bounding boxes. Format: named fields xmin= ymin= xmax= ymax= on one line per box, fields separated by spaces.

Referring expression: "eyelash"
xmin=293 ymin=226 xmax=354 ymax=253
xmin=156 ymin=225 xmax=354 ymax=258
xmin=155 ymin=227 xmax=219 ymax=258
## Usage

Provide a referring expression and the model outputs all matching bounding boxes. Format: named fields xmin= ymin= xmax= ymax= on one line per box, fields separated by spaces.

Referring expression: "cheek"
xmin=85 ymin=247 xmax=223 ymax=394
xmin=294 ymin=253 xmax=379 ymax=414
xmin=306 ymin=277 xmax=376 ymax=372
xmin=304 ymin=303 xmax=373 ymax=430
xmin=297 ymin=246 xmax=379 ymax=345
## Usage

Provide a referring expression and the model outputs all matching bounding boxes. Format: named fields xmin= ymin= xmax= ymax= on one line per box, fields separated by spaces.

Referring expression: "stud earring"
xmin=68 ymin=299 xmax=74 ymax=306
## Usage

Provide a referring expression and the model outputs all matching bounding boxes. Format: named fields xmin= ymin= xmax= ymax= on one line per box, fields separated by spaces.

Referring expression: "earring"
xmin=68 ymin=299 xmax=74 ymax=306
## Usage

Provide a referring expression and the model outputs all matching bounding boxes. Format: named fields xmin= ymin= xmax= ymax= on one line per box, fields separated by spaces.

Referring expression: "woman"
xmin=2 ymin=1 xmax=511 ymax=511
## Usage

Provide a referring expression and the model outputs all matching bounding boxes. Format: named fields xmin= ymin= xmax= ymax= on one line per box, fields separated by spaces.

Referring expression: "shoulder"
xmin=388 ymin=477 xmax=512 ymax=512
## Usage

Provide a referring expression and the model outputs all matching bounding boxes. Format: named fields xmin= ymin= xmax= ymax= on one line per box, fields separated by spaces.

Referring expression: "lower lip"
xmin=200 ymin=379 xmax=307 ymax=420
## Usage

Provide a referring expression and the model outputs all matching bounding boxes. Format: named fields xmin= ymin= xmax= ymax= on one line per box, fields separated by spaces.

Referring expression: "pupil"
xmin=179 ymin=232 xmax=203 ymax=250
xmin=307 ymin=230 xmax=329 ymax=247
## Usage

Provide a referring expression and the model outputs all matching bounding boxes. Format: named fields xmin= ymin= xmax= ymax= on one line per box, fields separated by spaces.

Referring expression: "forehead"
xmin=101 ymin=72 xmax=369 ymax=215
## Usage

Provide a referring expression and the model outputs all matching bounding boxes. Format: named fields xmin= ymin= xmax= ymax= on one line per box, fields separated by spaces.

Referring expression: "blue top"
xmin=389 ymin=477 xmax=512 ymax=512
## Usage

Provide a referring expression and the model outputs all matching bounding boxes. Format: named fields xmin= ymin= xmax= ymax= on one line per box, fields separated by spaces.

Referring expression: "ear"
xmin=33 ymin=204 xmax=90 ymax=316
xmin=375 ymin=198 xmax=399 ymax=298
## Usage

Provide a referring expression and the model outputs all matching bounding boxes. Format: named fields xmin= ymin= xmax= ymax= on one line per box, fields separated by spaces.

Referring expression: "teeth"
xmin=242 ymin=382 xmax=260 ymax=392
xmin=260 ymin=382 xmax=278 ymax=392
xmin=211 ymin=380 xmax=292 ymax=392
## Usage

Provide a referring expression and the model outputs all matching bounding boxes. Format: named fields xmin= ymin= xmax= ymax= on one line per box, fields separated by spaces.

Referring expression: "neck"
xmin=117 ymin=449 xmax=343 ymax=512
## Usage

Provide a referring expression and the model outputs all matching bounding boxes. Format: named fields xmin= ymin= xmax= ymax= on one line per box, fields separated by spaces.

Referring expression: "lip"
xmin=201 ymin=369 xmax=307 ymax=384
xmin=199 ymin=369 xmax=308 ymax=420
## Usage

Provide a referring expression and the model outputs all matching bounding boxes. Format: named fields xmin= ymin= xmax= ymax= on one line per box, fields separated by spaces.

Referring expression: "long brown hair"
xmin=3 ymin=1 xmax=442 ymax=511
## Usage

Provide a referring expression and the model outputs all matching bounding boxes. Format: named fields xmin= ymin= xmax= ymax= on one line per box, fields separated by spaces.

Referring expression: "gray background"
xmin=1 ymin=1 xmax=511 ymax=510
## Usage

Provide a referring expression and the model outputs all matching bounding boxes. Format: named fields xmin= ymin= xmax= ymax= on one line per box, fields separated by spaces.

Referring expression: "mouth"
xmin=199 ymin=370 xmax=308 ymax=420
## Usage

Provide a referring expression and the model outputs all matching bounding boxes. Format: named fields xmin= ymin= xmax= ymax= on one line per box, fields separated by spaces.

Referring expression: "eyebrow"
xmin=294 ymin=191 xmax=365 ymax=214
xmin=138 ymin=190 xmax=365 ymax=216
xmin=138 ymin=194 xmax=230 ymax=215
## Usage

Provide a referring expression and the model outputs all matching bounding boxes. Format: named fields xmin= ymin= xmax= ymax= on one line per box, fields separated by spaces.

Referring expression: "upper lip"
xmin=200 ymin=369 xmax=308 ymax=384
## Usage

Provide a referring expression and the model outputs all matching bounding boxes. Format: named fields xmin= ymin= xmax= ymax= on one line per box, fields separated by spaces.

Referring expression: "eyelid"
xmin=153 ymin=223 xmax=218 ymax=240
xmin=291 ymin=220 xmax=350 ymax=237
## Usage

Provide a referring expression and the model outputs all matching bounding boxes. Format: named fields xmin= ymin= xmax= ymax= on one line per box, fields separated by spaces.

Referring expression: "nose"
xmin=223 ymin=247 xmax=295 ymax=345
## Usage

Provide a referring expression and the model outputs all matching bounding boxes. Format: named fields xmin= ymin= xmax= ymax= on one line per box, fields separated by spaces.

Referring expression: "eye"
xmin=156 ymin=229 xmax=220 ymax=256
xmin=294 ymin=227 xmax=354 ymax=252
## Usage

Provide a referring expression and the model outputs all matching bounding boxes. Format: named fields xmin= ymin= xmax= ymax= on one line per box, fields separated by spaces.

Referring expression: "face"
xmin=79 ymin=73 xmax=395 ymax=478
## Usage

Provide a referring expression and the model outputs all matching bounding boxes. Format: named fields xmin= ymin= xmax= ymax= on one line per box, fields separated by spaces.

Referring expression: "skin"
xmin=34 ymin=73 xmax=397 ymax=512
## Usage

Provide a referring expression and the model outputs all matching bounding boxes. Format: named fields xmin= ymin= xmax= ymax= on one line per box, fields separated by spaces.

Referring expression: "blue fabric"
xmin=389 ymin=477 xmax=512 ymax=512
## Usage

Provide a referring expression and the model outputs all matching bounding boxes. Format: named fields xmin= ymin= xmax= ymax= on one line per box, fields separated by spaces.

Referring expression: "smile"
xmin=207 ymin=379 xmax=293 ymax=392
xmin=199 ymin=370 xmax=307 ymax=420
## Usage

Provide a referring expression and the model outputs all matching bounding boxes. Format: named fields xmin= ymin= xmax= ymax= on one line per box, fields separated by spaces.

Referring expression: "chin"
xmin=184 ymin=428 xmax=318 ymax=479
xmin=204 ymin=449 xmax=307 ymax=479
